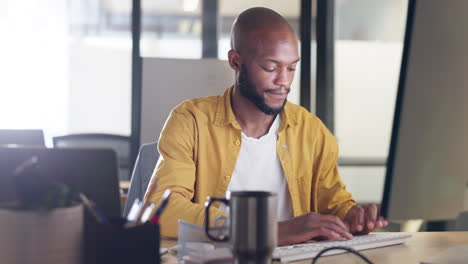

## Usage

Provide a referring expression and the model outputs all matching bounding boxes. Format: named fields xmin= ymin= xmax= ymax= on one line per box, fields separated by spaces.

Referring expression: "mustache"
xmin=265 ymin=87 xmax=291 ymax=93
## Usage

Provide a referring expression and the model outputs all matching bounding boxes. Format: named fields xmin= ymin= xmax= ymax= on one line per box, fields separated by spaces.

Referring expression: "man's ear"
xmin=228 ymin=49 xmax=241 ymax=71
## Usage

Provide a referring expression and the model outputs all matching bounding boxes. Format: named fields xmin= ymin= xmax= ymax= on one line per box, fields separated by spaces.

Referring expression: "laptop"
xmin=0 ymin=147 xmax=121 ymax=218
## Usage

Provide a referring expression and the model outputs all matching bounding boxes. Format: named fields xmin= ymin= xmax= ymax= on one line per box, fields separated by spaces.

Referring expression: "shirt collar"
xmin=214 ymin=85 xmax=298 ymax=130
xmin=214 ymin=86 xmax=239 ymax=128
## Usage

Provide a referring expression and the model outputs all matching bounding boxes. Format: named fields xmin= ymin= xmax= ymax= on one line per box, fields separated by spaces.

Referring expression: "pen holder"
xmin=83 ymin=216 xmax=160 ymax=264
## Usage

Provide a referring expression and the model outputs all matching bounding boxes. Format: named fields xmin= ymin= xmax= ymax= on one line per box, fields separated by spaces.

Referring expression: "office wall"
xmin=140 ymin=58 xmax=234 ymax=144
xmin=335 ymin=41 xmax=402 ymax=158
xmin=336 ymin=41 xmax=402 ymax=203
xmin=67 ymin=39 xmax=132 ymax=136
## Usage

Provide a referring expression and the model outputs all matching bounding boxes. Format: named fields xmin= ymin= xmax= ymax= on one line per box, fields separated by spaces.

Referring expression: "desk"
xmin=161 ymin=232 xmax=468 ymax=264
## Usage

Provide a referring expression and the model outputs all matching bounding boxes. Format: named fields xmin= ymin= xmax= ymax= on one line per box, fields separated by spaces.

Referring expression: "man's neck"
xmin=231 ymin=87 xmax=276 ymax=139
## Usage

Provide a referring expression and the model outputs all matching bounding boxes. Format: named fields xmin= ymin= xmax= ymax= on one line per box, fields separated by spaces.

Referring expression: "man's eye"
xmin=288 ymin=67 xmax=296 ymax=71
xmin=263 ymin=67 xmax=276 ymax=72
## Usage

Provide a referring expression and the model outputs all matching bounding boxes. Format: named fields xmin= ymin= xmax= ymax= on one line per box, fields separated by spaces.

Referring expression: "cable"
xmin=311 ymin=246 xmax=373 ymax=264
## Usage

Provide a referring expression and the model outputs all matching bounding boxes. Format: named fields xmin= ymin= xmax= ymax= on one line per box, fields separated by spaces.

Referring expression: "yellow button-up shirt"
xmin=145 ymin=86 xmax=355 ymax=238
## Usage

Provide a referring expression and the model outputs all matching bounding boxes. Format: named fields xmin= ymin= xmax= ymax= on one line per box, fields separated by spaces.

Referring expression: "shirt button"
xmin=234 ymin=139 xmax=240 ymax=146
xmin=225 ymin=175 xmax=231 ymax=181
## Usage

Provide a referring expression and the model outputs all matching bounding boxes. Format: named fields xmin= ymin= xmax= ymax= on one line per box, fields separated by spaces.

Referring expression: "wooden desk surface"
xmin=161 ymin=232 xmax=468 ymax=264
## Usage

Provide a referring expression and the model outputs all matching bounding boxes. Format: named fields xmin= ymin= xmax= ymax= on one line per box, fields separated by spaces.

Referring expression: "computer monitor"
xmin=381 ymin=0 xmax=468 ymax=221
xmin=0 ymin=147 xmax=121 ymax=218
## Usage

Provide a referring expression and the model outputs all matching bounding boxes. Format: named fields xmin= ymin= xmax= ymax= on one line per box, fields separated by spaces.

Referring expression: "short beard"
xmin=237 ymin=65 xmax=288 ymax=115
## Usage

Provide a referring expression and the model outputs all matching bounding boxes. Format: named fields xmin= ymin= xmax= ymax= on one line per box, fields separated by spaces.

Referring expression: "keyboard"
xmin=273 ymin=233 xmax=411 ymax=262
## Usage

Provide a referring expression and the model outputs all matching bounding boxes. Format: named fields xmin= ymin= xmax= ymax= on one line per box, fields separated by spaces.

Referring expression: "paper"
xmin=183 ymin=247 xmax=233 ymax=264
xmin=177 ymin=219 xmax=232 ymax=263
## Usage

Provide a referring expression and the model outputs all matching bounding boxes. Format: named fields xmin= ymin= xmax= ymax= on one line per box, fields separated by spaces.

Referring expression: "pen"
xmin=141 ymin=203 xmax=155 ymax=222
xmin=127 ymin=198 xmax=143 ymax=221
xmin=135 ymin=200 xmax=151 ymax=224
xmin=79 ymin=193 xmax=109 ymax=223
xmin=150 ymin=189 xmax=172 ymax=225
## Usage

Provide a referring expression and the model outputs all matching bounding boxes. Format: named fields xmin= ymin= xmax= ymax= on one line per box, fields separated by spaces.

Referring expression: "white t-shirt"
xmin=225 ymin=115 xmax=293 ymax=221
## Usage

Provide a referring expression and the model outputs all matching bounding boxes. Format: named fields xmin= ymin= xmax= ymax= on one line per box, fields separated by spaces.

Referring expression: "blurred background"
xmin=0 ymin=0 xmax=408 ymax=204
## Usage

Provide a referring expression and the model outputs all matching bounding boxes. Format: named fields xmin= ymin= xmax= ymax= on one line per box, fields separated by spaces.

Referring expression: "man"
xmin=145 ymin=7 xmax=388 ymax=246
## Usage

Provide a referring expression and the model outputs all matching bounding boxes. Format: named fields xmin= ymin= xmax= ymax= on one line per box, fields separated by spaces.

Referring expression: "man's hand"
xmin=278 ymin=212 xmax=353 ymax=246
xmin=344 ymin=204 xmax=389 ymax=234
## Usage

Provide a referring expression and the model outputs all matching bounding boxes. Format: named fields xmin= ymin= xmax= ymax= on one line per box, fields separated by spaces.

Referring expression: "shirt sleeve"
xmin=315 ymin=125 xmax=356 ymax=219
xmin=144 ymin=109 xmax=226 ymax=238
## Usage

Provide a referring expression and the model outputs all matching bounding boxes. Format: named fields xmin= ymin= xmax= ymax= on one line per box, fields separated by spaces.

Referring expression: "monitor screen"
xmin=0 ymin=147 xmax=121 ymax=218
xmin=382 ymin=0 xmax=468 ymax=221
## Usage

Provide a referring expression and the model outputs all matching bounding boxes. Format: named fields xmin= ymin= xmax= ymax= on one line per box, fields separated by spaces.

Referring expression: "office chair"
xmin=123 ymin=143 xmax=159 ymax=217
xmin=53 ymin=133 xmax=131 ymax=181
xmin=0 ymin=129 xmax=45 ymax=146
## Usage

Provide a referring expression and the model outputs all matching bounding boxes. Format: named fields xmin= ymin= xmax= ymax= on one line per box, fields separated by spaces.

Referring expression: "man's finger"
xmin=309 ymin=227 xmax=343 ymax=241
xmin=307 ymin=215 xmax=352 ymax=239
xmin=377 ymin=204 xmax=382 ymax=215
xmin=365 ymin=204 xmax=378 ymax=230
xmin=346 ymin=206 xmax=364 ymax=233
xmin=377 ymin=216 xmax=389 ymax=228
xmin=356 ymin=206 xmax=365 ymax=232
xmin=307 ymin=216 xmax=352 ymax=239
xmin=320 ymin=214 xmax=348 ymax=230
xmin=344 ymin=221 xmax=351 ymax=232
xmin=320 ymin=221 xmax=353 ymax=240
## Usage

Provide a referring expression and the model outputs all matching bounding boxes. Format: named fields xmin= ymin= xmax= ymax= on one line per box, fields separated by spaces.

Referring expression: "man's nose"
xmin=274 ymin=67 xmax=292 ymax=88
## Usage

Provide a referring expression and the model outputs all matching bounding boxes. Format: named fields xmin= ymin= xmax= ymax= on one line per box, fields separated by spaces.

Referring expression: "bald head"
xmin=228 ymin=8 xmax=299 ymax=117
xmin=230 ymin=7 xmax=297 ymax=55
